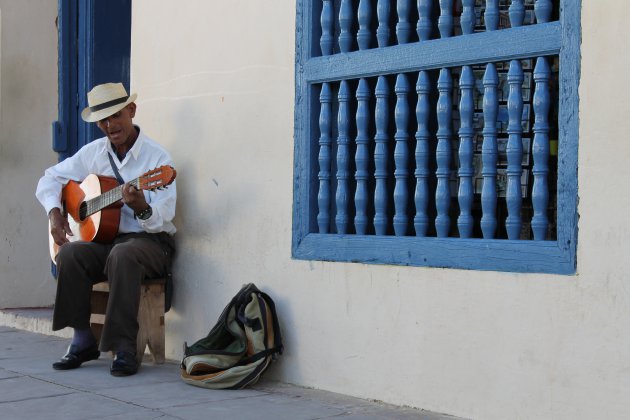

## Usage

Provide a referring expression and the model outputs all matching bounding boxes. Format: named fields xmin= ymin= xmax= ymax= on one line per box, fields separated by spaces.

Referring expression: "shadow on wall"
xmin=164 ymin=99 xmax=266 ymax=358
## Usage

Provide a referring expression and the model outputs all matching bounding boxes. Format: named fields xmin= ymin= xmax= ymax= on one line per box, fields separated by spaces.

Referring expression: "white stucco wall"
xmin=0 ymin=1 xmax=58 ymax=308
xmin=130 ymin=1 xmax=630 ymax=419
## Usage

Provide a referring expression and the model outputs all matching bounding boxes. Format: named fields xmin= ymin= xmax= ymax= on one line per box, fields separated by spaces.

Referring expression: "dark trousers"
xmin=52 ymin=232 xmax=174 ymax=353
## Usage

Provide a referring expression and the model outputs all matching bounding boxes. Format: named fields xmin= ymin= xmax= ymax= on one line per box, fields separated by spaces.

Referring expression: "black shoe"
xmin=110 ymin=351 xmax=139 ymax=377
xmin=52 ymin=344 xmax=100 ymax=370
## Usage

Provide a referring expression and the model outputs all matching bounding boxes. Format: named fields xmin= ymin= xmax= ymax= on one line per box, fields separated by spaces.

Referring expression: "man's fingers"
xmin=121 ymin=183 xmax=147 ymax=212
xmin=49 ymin=209 xmax=73 ymax=244
xmin=121 ymin=183 xmax=139 ymax=204
xmin=55 ymin=237 xmax=69 ymax=246
xmin=63 ymin=220 xmax=74 ymax=236
xmin=52 ymin=229 xmax=70 ymax=246
xmin=124 ymin=182 xmax=138 ymax=194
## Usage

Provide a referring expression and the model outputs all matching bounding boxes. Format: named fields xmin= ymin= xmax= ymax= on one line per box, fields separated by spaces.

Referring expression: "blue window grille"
xmin=292 ymin=0 xmax=580 ymax=274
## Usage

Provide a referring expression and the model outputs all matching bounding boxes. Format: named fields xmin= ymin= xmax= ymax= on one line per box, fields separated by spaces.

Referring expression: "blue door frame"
xmin=50 ymin=0 xmax=131 ymax=276
xmin=53 ymin=0 xmax=131 ymax=161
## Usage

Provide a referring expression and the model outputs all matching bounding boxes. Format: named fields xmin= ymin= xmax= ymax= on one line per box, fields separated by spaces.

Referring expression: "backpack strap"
xmin=236 ymin=347 xmax=281 ymax=367
xmin=259 ymin=292 xmax=283 ymax=356
xmin=234 ymin=290 xmax=283 ymax=360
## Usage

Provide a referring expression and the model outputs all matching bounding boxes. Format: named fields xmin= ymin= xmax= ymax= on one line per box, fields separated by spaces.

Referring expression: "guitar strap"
xmin=108 ymin=152 xmax=142 ymax=220
xmin=107 ymin=152 xmax=125 ymax=185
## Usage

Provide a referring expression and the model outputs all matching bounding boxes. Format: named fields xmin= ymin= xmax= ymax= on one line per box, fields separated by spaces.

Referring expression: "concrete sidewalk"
xmin=0 ymin=312 xmax=463 ymax=420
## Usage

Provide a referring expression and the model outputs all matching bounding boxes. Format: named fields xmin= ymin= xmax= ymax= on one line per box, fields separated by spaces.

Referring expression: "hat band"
xmin=89 ymin=95 xmax=129 ymax=113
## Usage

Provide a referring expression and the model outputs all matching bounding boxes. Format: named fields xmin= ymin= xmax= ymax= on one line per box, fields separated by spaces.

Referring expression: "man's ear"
xmin=127 ymin=102 xmax=137 ymax=118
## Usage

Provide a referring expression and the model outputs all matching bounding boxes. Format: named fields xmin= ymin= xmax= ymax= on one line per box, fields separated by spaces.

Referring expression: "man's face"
xmin=96 ymin=103 xmax=137 ymax=147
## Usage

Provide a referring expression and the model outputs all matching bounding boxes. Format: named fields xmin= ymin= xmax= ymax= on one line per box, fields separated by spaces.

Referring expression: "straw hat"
xmin=81 ymin=83 xmax=137 ymax=123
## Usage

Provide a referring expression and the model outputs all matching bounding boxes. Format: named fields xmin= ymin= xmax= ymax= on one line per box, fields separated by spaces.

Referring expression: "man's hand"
xmin=49 ymin=207 xmax=72 ymax=246
xmin=121 ymin=182 xmax=149 ymax=213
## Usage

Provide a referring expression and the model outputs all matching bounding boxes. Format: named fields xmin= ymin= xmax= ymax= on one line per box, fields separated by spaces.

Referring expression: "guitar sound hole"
xmin=79 ymin=202 xmax=88 ymax=221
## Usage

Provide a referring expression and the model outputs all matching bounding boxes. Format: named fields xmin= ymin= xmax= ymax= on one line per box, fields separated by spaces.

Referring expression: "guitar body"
xmin=49 ymin=174 xmax=122 ymax=263
xmin=47 ymin=165 xmax=177 ymax=264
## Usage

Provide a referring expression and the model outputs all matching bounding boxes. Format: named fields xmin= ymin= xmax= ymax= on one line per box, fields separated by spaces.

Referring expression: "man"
xmin=36 ymin=82 xmax=176 ymax=376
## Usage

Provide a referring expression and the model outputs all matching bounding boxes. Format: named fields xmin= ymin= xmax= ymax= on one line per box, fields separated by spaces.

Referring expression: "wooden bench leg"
xmin=136 ymin=283 xmax=166 ymax=364
xmin=90 ymin=288 xmax=109 ymax=344
xmin=90 ymin=280 xmax=166 ymax=364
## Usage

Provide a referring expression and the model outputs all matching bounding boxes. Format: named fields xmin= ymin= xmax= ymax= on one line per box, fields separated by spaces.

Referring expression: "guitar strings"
xmin=79 ymin=178 xmax=140 ymax=220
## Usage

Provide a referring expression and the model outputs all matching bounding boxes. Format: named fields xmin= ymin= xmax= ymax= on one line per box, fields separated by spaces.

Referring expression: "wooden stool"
xmin=90 ymin=278 xmax=166 ymax=364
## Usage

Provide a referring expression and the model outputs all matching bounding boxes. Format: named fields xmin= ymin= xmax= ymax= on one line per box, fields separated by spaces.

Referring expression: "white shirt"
xmin=36 ymin=128 xmax=177 ymax=235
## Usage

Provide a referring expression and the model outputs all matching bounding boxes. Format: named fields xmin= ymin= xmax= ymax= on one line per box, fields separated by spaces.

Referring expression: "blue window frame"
xmin=292 ymin=0 xmax=580 ymax=274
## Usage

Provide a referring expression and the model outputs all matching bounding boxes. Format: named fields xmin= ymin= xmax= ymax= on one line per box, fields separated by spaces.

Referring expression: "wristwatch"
xmin=136 ymin=205 xmax=153 ymax=220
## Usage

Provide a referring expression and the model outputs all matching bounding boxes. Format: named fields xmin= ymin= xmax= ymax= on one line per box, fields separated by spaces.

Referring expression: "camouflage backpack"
xmin=180 ymin=283 xmax=283 ymax=389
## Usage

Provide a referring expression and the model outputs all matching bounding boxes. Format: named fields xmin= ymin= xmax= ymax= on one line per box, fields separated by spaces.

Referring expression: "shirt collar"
xmin=128 ymin=126 xmax=145 ymax=160
xmin=100 ymin=125 xmax=144 ymax=161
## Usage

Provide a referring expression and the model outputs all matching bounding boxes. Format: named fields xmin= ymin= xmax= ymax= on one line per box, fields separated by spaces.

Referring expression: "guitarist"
xmin=35 ymin=83 xmax=177 ymax=377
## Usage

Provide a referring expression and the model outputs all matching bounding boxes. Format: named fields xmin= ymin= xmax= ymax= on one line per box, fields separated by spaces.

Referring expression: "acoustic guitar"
xmin=49 ymin=165 xmax=177 ymax=263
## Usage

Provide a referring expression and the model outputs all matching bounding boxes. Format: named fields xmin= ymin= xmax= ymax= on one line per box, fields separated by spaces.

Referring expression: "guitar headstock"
xmin=138 ymin=166 xmax=177 ymax=191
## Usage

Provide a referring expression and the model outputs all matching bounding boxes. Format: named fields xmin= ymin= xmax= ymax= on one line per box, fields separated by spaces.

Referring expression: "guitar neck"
xmin=81 ymin=178 xmax=139 ymax=219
